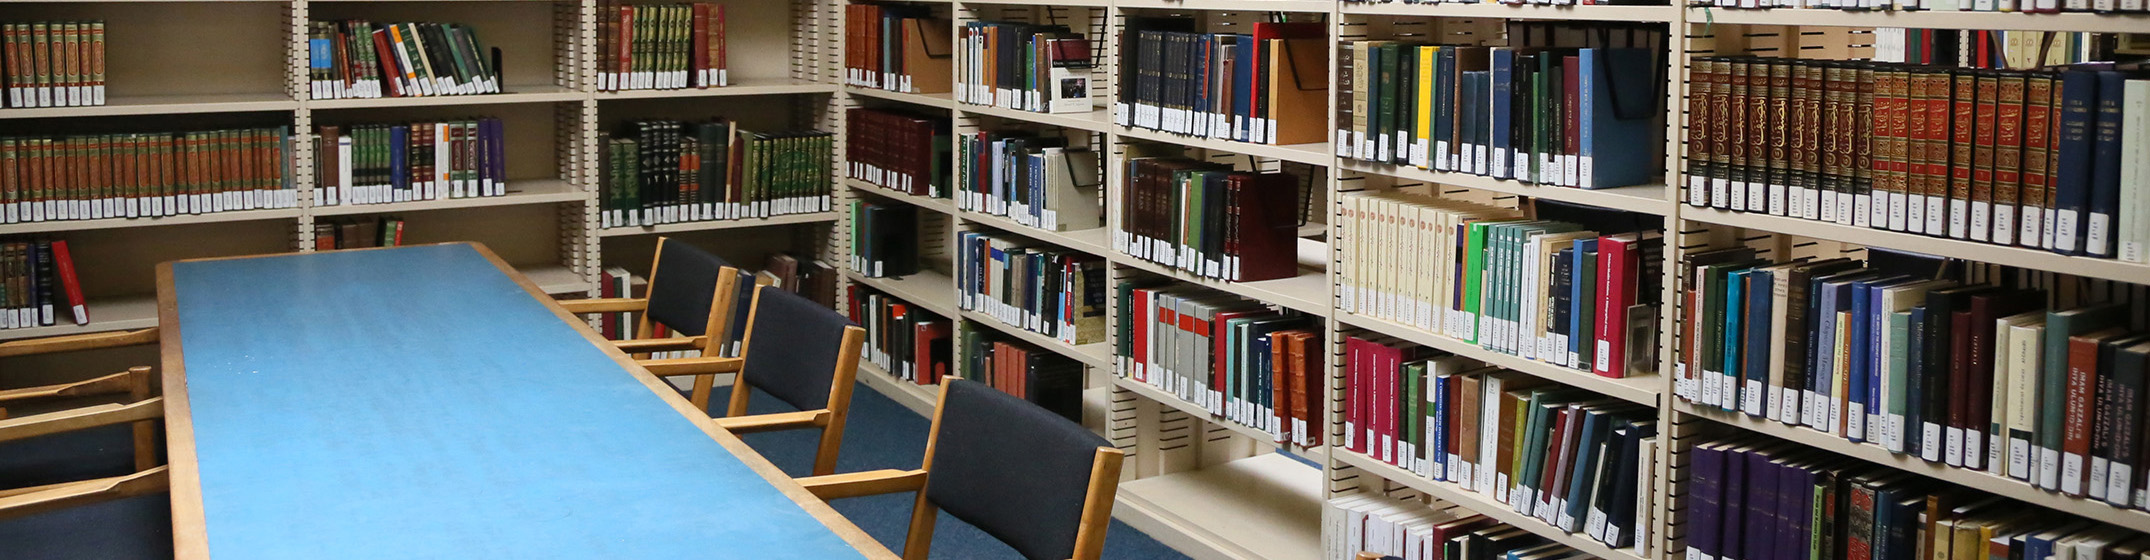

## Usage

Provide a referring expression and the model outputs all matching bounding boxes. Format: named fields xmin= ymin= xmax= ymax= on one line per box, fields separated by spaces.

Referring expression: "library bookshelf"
xmin=11 ymin=0 xmax=2150 ymax=558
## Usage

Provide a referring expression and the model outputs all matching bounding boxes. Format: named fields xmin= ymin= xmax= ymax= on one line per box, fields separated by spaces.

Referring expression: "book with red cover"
xmin=1347 ymin=336 xmax=1367 ymax=454
xmin=49 ymin=239 xmax=84 ymax=325
xmin=2064 ymin=328 xmax=2129 ymax=496
xmin=1593 ymin=233 xmax=1641 ymax=378
xmin=1228 ymin=172 xmax=1300 ymax=282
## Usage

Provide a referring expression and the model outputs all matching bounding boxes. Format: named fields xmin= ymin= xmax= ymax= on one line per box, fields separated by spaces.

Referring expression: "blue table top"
xmin=165 ymin=244 xmax=873 ymax=559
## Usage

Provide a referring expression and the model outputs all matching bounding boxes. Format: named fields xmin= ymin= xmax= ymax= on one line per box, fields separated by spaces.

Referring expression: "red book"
xmin=2064 ymin=328 xmax=2127 ymax=496
xmin=1593 ymin=233 xmax=1641 ymax=378
xmin=1537 ymin=406 xmax=1574 ymax=514
xmin=690 ymin=4 xmax=709 ymax=88
xmin=371 ymin=29 xmax=404 ymax=97
xmin=50 ymin=240 xmax=86 ymax=325
xmin=1348 ymin=336 xmax=1368 ymax=454
xmin=1230 ymin=173 xmax=1302 ymax=282
xmin=617 ymin=6 xmax=635 ymax=89
xmin=1270 ymin=330 xmax=1292 ymax=445
xmin=1378 ymin=340 xmax=1400 ymax=464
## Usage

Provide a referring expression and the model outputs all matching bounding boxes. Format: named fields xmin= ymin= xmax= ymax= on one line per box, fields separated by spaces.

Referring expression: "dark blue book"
xmin=1685 ymin=441 xmax=1720 ymax=560
xmin=388 ymin=124 xmax=409 ymax=194
xmin=2050 ymin=67 xmax=2105 ymax=255
xmin=1578 ymin=48 xmax=1661 ymax=189
xmin=1231 ymin=36 xmax=1253 ymax=142
xmin=1719 ymin=444 xmax=1749 ymax=560
xmin=1742 ymin=267 xmax=1776 ymax=417
xmin=2087 ymin=70 xmax=2126 ymax=257
xmin=1490 ymin=48 xmax=1515 ymax=179
xmin=1463 ymin=71 xmax=1487 ymax=175
xmin=1744 ymin=448 xmax=1782 ymax=560
xmin=1572 ymin=238 xmax=1600 ymax=369
xmin=1779 ymin=460 xmax=1816 ymax=560
xmin=1433 ymin=47 xmax=1456 ymax=171
xmin=1552 ymin=247 xmax=1574 ymax=366
xmin=1561 ymin=408 xmax=1609 ymax=530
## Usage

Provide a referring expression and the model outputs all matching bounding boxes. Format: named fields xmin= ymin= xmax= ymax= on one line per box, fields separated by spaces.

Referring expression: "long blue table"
xmin=155 ymin=243 xmax=892 ymax=559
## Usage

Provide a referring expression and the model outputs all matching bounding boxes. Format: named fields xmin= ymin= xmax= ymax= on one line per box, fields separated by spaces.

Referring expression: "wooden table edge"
xmin=157 ymin=242 xmax=898 ymax=559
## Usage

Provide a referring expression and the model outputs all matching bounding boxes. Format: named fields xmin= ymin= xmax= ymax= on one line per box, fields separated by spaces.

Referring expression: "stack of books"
xmin=596 ymin=1 xmax=728 ymax=91
xmin=601 ymin=120 xmax=833 ymax=228
xmin=4 ymin=127 xmax=297 ymax=223
xmin=1116 ymin=19 xmax=1328 ymax=146
xmin=846 ymin=286 xmax=952 ymax=385
xmin=306 ymin=20 xmax=500 ymax=99
xmin=1115 ymin=283 xmax=1324 ymax=447
xmin=843 ymin=4 xmax=949 ymax=95
xmin=1117 ymin=157 xmax=1307 ymax=282
xmin=849 ymin=199 xmax=918 ymax=278
xmin=954 ymin=130 xmax=1103 ymax=232
xmin=3 ymin=21 xmax=105 ymax=108
xmin=314 ymin=119 xmax=507 ymax=206
xmin=960 ymin=329 xmax=1085 ymax=421
xmin=0 ymin=236 xmax=86 ymax=330
xmin=956 ymin=230 xmax=1108 ymax=347
xmin=956 ymin=21 xmax=1095 ymax=115
xmin=846 ymin=107 xmax=949 ymax=197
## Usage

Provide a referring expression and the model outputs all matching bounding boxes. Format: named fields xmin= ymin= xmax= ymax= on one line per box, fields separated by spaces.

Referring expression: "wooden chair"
xmin=558 ymin=237 xmax=745 ymax=409
xmin=0 ymin=328 xmax=169 ymax=521
xmin=676 ymin=284 xmax=865 ymax=477
xmin=795 ymin=378 xmax=1125 ymax=560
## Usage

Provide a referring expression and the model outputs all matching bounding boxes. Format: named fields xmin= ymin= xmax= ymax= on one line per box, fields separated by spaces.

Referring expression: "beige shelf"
xmin=595 ymin=211 xmax=839 ymax=237
xmin=0 ymin=208 xmax=303 ymax=236
xmin=1684 ymin=207 xmax=2150 ymax=285
xmin=0 ymin=93 xmax=297 ymax=120
xmin=845 ymin=268 xmax=961 ymax=318
xmin=958 ymin=309 xmax=1115 ymax=368
xmin=1339 ymin=160 xmax=1675 ymax=216
xmin=1112 ymin=375 xmax=1311 ymax=454
xmin=522 ymin=265 xmax=589 ymax=295
xmin=1674 ymin=401 xmax=2150 ymax=534
xmin=847 ymin=180 xmax=959 ymax=216
xmin=1113 ymin=255 xmax=1333 ymax=319
xmin=961 ymin=212 xmax=1117 ymax=260
xmin=0 ymin=294 xmax=158 ymax=342
xmin=1343 ymin=1 xmax=1681 ymax=20
xmin=1115 ymin=453 xmax=1325 ymax=560
xmin=1114 ymin=0 xmax=1337 ymax=11
xmin=306 ymin=86 xmax=586 ymax=110
xmin=962 ymin=0 xmax=1107 ymax=5
xmin=845 ymin=87 xmax=957 ymax=110
xmin=1334 ymin=449 xmax=1651 ymax=560
xmin=311 ymin=179 xmax=585 ymax=217
xmin=1687 ymin=5 xmax=2150 ymax=32
xmin=957 ymin=103 xmax=1114 ymax=134
xmin=593 ymin=79 xmax=837 ymax=100
xmin=857 ymin=361 xmax=940 ymax=417
xmin=1115 ymin=125 xmax=1334 ymax=167
xmin=1336 ymin=312 xmax=1661 ymax=407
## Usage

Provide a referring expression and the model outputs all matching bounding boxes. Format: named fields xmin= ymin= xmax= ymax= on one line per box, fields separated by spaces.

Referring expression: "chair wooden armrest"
xmin=0 ymin=328 xmax=158 ymax=358
xmin=0 ymin=466 xmax=168 ymax=521
xmin=712 ymin=410 xmax=829 ymax=434
xmin=0 ymin=367 xmax=153 ymax=406
xmin=556 ymin=297 xmax=648 ymax=314
xmin=638 ymin=356 xmax=744 ymax=377
xmin=0 ymin=398 xmax=164 ymax=443
xmin=796 ymin=469 xmax=928 ymax=501
xmin=612 ymin=336 xmax=707 ymax=353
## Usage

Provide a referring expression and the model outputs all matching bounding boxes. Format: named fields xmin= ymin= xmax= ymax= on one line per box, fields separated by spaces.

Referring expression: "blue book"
xmin=1812 ymin=278 xmax=1841 ymax=428
xmin=1571 ymin=238 xmax=1599 ymax=369
xmin=388 ymin=125 xmax=409 ymax=194
xmin=1430 ymin=369 xmax=1448 ymax=480
xmin=1722 ymin=268 xmax=1752 ymax=412
xmin=1718 ymin=446 xmax=1748 ymax=560
xmin=2087 ymin=70 xmax=2127 ymax=257
xmin=1433 ymin=48 xmax=1456 ymax=171
xmin=2051 ymin=68 xmax=2103 ymax=255
xmin=1779 ymin=462 xmax=1816 ymax=560
xmin=1231 ymin=36 xmax=1253 ymax=142
xmin=1742 ymin=268 xmax=1775 ymax=417
xmin=1489 ymin=48 xmax=1514 ymax=179
xmin=1743 ymin=450 xmax=1780 ymax=560
xmin=1687 ymin=443 xmax=1725 ymax=560
xmin=1562 ymin=409 xmax=1608 ymax=529
xmin=1460 ymin=71 xmax=1484 ymax=174
xmin=1578 ymin=48 xmax=1660 ymax=189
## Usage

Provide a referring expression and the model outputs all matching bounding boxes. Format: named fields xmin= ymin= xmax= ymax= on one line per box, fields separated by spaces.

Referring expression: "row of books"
xmin=849 ymin=200 xmax=918 ymax=278
xmin=1341 ymin=0 xmax=1664 ymax=6
xmin=599 ymin=120 xmax=833 ymax=229
xmin=953 ymin=130 xmax=1102 ymax=233
xmin=846 ymin=286 xmax=953 ymax=386
xmin=843 ymin=5 xmax=948 ymax=95
xmin=1694 ymin=0 xmax=2146 ymax=12
xmin=956 ymin=230 xmax=1109 ymax=347
xmin=0 ymin=236 xmax=86 ymax=330
xmin=1114 ymin=284 xmax=1324 ymax=447
xmin=844 ymin=107 xmax=948 ymax=197
xmin=758 ymin=252 xmax=839 ymax=311
xmin=1115 ymin=19 xmax=1328 ymax=146
xmin=596 ymin=1 xmax=728 ymax=92
xmin=3 ymin=128 xmax=298 ymax=225
xmin=1336 ymin=42 xmax=1662 ymax=191
xmin=1325 ymin=493 xmax=1604 ymax=560
xmin=3 ymin=21 xmax=104 ymax=108
xmin=954 ymin=21 xmax=1095 ymax=115
xmin=1675 ymin=247 xmax=2150 ymax=506
xmin=312 ymin=216 xmax=406 ymax=251
xmin=1685 ymin=435 xmax=2150 ymax=560
xmin=305 ymin=20 xmax=499 ymax=100
xmin=959 ymin=330 xmax=1084 ymax=421
xmin=1684 ymin=59 xmax=2150 ymax=263
xmin=1342 ymin=336 xmax=1656 ymax=550
xmin=1116 ymin=158 xmax=1305 ymax=283
xmin=312 ymin=119 xmax=507 ymax=207
xmin=1338 ymin=192 xmax=1664 ymax=379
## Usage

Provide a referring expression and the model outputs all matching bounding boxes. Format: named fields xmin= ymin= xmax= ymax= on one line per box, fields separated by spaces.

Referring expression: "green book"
xmin=1403 ymin=359 xmax=1425 ymax=468
xmin=1459 ymin=220 xmax=1499 ymax=343
xmin=1375 ymin=43 xmax=1401 ymax=162
xmin=1885 ymin=310 xmax=1912 ymax=438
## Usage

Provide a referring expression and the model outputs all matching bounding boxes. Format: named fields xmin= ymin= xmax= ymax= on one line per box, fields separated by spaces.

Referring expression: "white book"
xmin=2120 ymin=80 xmax=2150 ymax=263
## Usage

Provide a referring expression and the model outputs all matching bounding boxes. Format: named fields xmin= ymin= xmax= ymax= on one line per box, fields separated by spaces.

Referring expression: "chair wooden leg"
xmin=811 ymin=415 xmax=847 ymax=477
xmin=127 ymin=366 xmax=159 ymax=471
xmin=901 ymin=492 xmax=937 ymax=560
xmin=688 ymin=373 xmax=715 ymax=414
xmin=724 ymin=373 xmax=752 ymax=418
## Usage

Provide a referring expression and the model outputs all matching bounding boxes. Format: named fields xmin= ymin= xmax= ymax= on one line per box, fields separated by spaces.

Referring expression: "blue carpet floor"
xmin=0 ymin=381 xmax=1191 ymax=560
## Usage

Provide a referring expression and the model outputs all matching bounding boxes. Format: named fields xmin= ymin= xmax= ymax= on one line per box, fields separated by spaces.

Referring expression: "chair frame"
xmin=703 ymin=284 xmax=866 ymax=477
xmin=556 ymin=237 xmax=743 ymax=409
xmin=0 ymin=328 xmax=170 ymax=521
xmin=792 ymin=380 xmax=1125 ymax=560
